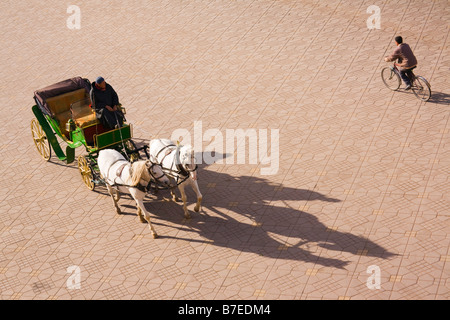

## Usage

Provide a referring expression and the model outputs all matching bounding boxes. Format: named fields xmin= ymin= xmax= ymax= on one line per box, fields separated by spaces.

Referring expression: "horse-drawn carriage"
xmin=31 ymin=76 xmax=148 ymax=190
xmin=31 ymin=77 xmax=202 ymax=237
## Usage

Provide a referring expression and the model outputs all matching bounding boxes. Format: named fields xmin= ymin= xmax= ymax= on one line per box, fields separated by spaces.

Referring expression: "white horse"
xmin=98 ymin=149 xmax=171 ymax=238
xmin=149 ymin=138 xmax=202 ymax=219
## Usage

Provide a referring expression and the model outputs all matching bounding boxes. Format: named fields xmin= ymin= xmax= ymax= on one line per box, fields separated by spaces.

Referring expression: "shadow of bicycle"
xmin=428 ymin=91 xmax=450 ymax=105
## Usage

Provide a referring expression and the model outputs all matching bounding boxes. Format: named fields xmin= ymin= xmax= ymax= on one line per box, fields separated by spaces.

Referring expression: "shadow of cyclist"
xmin=428 ymin=91 xmax=450 ymax=105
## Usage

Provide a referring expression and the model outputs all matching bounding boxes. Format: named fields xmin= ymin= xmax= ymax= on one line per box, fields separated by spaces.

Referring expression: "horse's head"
xmin=179 ymin=145 xmax=198 ymax=180
xmin=145 ymin=161 xmax=171 ymax=187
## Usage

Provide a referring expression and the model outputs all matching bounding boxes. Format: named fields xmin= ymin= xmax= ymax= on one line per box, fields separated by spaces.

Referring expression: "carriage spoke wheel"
xmin=31 ymin=119 xmax=51 ymax=161
xmin=78 ymin=155 xmax=95 ymax=191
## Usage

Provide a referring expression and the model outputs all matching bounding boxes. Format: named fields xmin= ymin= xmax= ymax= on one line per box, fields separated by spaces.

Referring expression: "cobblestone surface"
xmin=0 ymin=0 xmax=449 ymax=299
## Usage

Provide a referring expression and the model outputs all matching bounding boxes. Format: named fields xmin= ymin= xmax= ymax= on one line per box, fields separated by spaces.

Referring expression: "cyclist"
xmin=384 ymin=36 xmax=417 ymax=90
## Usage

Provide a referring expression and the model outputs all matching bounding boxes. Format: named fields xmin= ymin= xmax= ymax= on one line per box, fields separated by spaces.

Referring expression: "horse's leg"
xmin=130 ymin=188 xmax=158 ymax=238
xmin=113 ymin=189 xmax=121 ymax=202
xmin=131 ymin=190 xmax=146 ymax=224
xmin=136 ymin=206 xmax=147 ymax=224
xmin=190 ymin=178 xmax=203 ymax=213
xmin=170 ymin=186 xmax=180 ymax=202
xmin=106 ymin=184 xmax=121 ymax=215
xmin=178 ymin=181 xmax=190 ymax=219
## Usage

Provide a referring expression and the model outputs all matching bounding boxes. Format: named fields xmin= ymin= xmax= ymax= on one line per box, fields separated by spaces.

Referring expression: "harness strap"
xmin=155 ymin=143 xmax=185 ymax=177
xmin=176 ymin=162 xmax=189 ymax=177
xmin=108 ymin=161 xmax=165 ymax=193
xmin=109 ymin=165 xmax=151 ymax=193
xmin=175 ymin=149 xmax=198 ymax=177
xmin=111 ymin=181 xmax=149 ymax=193
xmin=155 ymin=144 xmax=176 ymax=161
xmin=116 ymin=163 xmax=128 ymax=178
xmin=155 ymin=144 xmax=198 ymax=185
xmin=106 ymin=159 xmax=129 ymax=184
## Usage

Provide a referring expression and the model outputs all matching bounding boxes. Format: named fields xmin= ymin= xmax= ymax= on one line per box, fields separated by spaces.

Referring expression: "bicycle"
xmin=381 ymin=62 xmax=431 ymax=101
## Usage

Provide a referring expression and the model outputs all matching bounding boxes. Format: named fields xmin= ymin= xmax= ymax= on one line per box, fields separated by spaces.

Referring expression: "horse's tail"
xmin=130 ymin=161 xmax=147 ymax=187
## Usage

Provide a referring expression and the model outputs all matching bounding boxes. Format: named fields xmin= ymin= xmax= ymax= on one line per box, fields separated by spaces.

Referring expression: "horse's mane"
xmin=130 ymin=161 xmax=148 ymax=187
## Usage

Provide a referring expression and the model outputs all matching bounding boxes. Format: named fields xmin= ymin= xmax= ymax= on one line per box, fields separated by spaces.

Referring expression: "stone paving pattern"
xmin=0 ymin=0 xmax=449 ymax=300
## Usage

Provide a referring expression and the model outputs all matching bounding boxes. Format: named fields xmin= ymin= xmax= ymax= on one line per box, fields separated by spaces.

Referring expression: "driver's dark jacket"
xmin=91 ymin=82 xmax=120 ymax=119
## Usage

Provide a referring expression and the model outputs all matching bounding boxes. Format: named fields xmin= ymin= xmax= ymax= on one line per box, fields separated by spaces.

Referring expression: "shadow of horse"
xmin=140 ymin=158 xmax=397 ymax=269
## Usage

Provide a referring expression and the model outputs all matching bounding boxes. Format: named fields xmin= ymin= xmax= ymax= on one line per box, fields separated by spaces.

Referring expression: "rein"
xmin=108 ymin=160 xmax=166 ymax=193
xmin=155 ymin=143 xmax=198 ymax=186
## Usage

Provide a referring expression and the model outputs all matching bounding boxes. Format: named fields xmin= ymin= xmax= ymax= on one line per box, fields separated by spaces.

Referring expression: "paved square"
xmin=0 ymin=0 xmax=448 ymax=300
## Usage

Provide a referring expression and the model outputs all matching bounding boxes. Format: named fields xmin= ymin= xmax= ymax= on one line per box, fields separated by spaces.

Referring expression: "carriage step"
xmin=32 ymin=105 xmax=67 ymax=161
xmin=66 ymin=146 xmax=75 ymax=164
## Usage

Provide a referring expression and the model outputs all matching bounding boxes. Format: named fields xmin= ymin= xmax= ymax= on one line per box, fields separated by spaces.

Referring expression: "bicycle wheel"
xmin=381 ymin=67 xmax=401 ymax=91
xmin=412 ymin=76 xmax=431 ymax=102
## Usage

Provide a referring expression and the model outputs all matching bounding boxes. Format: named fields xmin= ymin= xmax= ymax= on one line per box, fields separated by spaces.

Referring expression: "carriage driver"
xmin=91 ymin=76 xmax=125 ymax=129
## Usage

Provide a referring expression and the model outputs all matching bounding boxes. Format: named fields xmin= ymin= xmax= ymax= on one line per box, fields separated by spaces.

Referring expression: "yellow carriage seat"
xmin=45 ymin=89 xmax=99 ymax=138
xmin=46 ymin=88 xmax=87 ymax=136
xmin=70 ymin=98 xmax=98 ymax=128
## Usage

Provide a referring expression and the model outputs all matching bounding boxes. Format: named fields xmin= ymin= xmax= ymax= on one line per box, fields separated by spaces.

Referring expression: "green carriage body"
xmin=31 ymin=77 xmax=143 ymax=190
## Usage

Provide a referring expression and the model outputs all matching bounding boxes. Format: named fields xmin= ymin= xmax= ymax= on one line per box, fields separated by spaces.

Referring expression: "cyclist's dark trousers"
xmin=399 ymin=68 xmax=415 ymax=86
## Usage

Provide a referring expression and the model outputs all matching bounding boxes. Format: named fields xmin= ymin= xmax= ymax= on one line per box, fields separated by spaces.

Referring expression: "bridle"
xmin=176 ymin=154 xmax=198 ymax=177
xmin=154 ymin=143 xmax=198 ymax=186
xmin=144 ymin=161 xmax=168 ymax=190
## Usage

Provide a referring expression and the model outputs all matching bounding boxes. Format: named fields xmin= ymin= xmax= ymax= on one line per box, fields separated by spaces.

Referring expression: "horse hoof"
xmin=185 ymin=213 xmax=191 ymax=219
xmin=139 ymin=218 xmax=147 ymax=224
xmin=152 ymin=233 xmax=159 ymax=239
xmin=194 ymin=198 xmax=202 ymax=212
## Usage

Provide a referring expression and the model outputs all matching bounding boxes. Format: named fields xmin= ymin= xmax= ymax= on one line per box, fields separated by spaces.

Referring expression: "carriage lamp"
xmin=66 ymin=118 xmax=76 ymax=133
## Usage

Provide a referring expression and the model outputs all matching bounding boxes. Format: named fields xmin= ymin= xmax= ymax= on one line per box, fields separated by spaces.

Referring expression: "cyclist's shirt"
xmin=386 ymin=43 xmax=418 ymax=69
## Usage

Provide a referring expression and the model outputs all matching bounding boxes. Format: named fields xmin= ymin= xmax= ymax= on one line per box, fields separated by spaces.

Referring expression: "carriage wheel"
xmin=31 ymin=119 xmax=52 ymax=161
xmin=78 ymin=155 xmax=95 ymax=191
